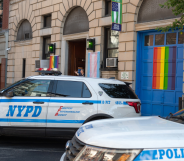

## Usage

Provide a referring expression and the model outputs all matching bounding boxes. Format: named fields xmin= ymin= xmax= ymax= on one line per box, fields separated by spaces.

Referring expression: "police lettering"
xmin=158 ymin=149 xmax=184 ymax=160
xmin=6 ymin=105 xmax=42 ymax=117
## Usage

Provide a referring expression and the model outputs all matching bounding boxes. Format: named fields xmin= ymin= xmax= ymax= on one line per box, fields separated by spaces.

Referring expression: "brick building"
xmin=0 ymin=0 xmax=9 ymax=89
xmin=8 ymin=0 xmax=184 ymax=117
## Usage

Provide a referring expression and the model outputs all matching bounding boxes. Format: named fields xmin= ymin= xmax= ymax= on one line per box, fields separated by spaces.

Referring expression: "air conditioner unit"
xmin=35 ymin=60 xmax=50 ymax=69
xmin=106 ymin=58 xmax=118 ymax=67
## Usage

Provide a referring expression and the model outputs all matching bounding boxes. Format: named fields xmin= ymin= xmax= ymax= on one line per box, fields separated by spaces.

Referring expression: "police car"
xmin=0 ymin=74 xmax=140 ymax=137
xmin=61 ymin=109 xmax=184 ymax=161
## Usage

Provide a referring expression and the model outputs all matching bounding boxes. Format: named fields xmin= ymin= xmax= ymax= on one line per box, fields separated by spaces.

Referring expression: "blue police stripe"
xmin=1 ymin=99 xmax=101 ymax=104
xmin=0 ymin=118 xmax=85 ymax=123
xmin=134 ymin=150 xmax=158 ymax=161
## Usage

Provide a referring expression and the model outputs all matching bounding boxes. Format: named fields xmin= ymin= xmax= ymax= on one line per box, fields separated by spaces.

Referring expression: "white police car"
xmin=61 ymin=109 xmax=184 ymax=161
xmin=0 ymin=75 xmax=140 ymax=137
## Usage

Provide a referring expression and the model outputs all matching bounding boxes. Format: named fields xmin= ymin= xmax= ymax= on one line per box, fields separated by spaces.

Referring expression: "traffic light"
xmin=48 ymin=43 xmax=56 ymax=54
xmin=87 ymin=39 xmax=95 ymax=52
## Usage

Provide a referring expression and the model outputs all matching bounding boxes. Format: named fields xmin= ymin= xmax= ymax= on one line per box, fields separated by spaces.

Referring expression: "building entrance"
xmin=68 ymin=39 xmax=86 ymax=76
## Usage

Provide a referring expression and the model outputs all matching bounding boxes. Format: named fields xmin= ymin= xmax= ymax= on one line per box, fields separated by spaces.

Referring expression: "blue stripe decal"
xmin=134 ymin=150 xmax=158 ymax=161
xmin=0 ymin=118 xmax=85 ymax=123
xmin=1 ymin=99 xmax=101 ymax=104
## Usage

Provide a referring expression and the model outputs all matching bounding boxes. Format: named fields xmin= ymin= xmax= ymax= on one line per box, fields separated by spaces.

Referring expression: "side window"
xmin=82 ymin=83 xmax=91 ymax=98
xmin=99 ymin=83 xmax=138 ymax=99
xmin=7 ymin=80 xmax=51 ymax=97
xmin=55 ymin=80 xmax=91 ymax=98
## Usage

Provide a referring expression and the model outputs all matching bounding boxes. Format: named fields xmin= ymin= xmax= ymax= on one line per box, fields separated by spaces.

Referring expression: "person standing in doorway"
xmin=75 ymin=69 xmax=85 ymax=76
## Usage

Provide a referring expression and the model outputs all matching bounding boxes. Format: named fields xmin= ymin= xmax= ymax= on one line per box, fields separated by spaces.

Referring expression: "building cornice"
xmin=135 ymin=18 xmax=180 ymax=31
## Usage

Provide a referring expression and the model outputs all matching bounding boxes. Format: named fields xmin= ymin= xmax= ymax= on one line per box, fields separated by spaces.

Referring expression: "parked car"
xmin=61 ymin=109 xmax=184 ymax=161
xmin=0 ymin=74 xmax=140 ymax=137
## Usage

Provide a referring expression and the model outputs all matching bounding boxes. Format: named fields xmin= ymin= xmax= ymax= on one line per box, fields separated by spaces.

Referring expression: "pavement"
xmin=0 ymin=136 xmax=67 ymax=161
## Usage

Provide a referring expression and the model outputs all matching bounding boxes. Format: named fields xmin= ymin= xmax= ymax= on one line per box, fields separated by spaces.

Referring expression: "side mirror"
xmin=5 ymin=91 xmax=14 ymax=97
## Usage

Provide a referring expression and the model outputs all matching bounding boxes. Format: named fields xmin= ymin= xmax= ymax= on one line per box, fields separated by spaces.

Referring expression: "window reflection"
xmin=145 ymin=35 xmax=153 ymax=46
xmin=178 ymin=32 xmax=184 ymax=44
xmin=108 ymin=30 xmax=119 ymax=48
xmin=166 ymin=33 xmax=176 ymax=45
xmin=155 ymin=34 xmax=164 ymax=45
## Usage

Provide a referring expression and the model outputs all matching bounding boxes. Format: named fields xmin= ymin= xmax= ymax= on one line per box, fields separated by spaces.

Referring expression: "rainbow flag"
xmin=49 ymin=55 xmax=59 ymax=68
xmin=152 ymin=46 xmax=176 ymax=90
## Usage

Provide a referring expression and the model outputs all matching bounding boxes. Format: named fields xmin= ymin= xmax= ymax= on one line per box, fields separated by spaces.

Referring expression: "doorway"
xmin=68 ymin=39 xmax=86 ymax=76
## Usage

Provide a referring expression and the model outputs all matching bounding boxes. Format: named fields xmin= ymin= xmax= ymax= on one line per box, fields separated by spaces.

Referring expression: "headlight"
xmin=74 ymin=145 xmax=142 ymax=161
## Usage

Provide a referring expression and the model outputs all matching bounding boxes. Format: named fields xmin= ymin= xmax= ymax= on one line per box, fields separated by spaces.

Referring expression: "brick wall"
xmin=2 ymin=0 xmax=9 ymax=30
xmin=1 ymin=58 xmax=6 ymax=89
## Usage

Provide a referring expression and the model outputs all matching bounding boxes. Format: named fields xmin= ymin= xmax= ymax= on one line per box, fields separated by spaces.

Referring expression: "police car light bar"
xmin=35 ymin=68 xmax=62 ymax=76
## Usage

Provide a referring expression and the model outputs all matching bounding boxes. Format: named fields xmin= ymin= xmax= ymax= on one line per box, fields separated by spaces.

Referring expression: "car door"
xmin=1 ymin=78 xmax=54 ymax=136
xmin=46 ymin=79 xmax=98 ymax=136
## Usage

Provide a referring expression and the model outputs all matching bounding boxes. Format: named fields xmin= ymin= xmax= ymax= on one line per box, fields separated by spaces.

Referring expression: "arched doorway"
xmin=63 ymin=7 xmax=89 ymax=76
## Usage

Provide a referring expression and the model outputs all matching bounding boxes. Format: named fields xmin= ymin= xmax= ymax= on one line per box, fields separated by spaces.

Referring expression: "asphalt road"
xmin=0 ymin=136 xmax=67 ymax=161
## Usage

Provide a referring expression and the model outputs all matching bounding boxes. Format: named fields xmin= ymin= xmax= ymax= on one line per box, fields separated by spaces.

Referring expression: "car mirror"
xmin=5 ymin=91 xmax=14 ymax=97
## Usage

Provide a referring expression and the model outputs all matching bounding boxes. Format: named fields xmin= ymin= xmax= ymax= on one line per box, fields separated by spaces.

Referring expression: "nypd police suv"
xmin=61 ymin=110 xmax=184 ymax=161
xmin=0 ymin=75 xmax=140 ymax=137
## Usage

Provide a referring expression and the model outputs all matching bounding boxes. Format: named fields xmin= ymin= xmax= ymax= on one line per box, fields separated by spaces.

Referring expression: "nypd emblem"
xmin=98 ymin=91 xmax=103 ymax=96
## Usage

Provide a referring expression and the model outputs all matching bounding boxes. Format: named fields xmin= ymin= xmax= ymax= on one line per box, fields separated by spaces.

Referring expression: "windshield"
xmin=167 ymin=109 xmax=184 ymax=124
xmin=173 ymin=109 xmax=184 ymax=117
xmin=0 ymin=79 xmax=26 ymax=92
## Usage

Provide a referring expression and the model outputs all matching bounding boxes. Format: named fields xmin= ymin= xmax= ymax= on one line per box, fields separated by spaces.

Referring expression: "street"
xmin=0 ymin=136 xmax=66 ymax=161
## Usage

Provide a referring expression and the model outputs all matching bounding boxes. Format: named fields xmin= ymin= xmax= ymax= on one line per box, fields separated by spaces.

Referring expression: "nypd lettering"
xmin=6 ymin=105 xmax=42 ymax=117
xmin=134 ymin=148 xmax=184 ymax=161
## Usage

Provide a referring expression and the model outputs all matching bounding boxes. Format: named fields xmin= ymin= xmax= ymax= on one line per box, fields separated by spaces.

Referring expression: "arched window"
xmin=17 ymin=20 xmax=32 ymax=41
xmin=138 ymin=0 xmax=181 ymax=23
xmin=63 ymin=7 xmax=89 ymax=35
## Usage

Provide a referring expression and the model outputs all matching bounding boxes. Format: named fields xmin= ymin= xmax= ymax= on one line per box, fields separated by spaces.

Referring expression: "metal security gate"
xmin=136 ymin=31 xmax=184 ymax=117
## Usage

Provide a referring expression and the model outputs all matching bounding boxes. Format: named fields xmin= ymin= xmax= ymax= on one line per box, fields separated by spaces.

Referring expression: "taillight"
xmin=127 ymin=102 xmax=141 ymax=113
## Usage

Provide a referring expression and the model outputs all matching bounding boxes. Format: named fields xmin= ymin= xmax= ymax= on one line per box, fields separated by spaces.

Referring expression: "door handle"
xmin=82 ymin=102 xmax=93 ymax=105
xmin=33 ymin=102 xmax=44 ymax=104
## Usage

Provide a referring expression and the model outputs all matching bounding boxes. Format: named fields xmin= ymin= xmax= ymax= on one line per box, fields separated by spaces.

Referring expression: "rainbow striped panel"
xmin=152 ymin=46 xmax=176 ymax=90
xmin=49 ymin=55 xmax=59 ymax=69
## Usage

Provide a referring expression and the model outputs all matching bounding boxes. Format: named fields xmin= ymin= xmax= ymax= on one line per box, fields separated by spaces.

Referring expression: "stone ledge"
xmin=14 ymin=39 xmax=32 ymax=46
xmin=135 ymin=18 xmax=180 ymax=31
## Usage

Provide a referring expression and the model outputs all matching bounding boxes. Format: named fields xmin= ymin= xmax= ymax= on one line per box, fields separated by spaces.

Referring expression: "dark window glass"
xmin=17 ymin=20 xmax=32 ymax=41
xmin=99 ymin=83 xmax=138 ymax=99
xmin=145 ymin=35 xmax=153 ymax=46
xmin=155 ymin=34 xmax=165 ymax=45
xmin=44 ymin=15 xmax=51 ymax=28
xmin=82 ymin=84 xmax=91 ymax=98
xmin=7 ymin=80 xmax=51 ymax=97
xmin=105 ymin=0 xmax=111 ymax=16
xmin=166 ymin=33 xmax=176 ymax=45
xmin=22 ymin=58 xmax=26 ymax=78
xmin=0 ymin=1 xmax=3 ymax=28
xmin=43 ymin=36 xmax=51 ymax=59
xmin=25 ymin=33 xmax=30 ymax=39
xmin=55 ymin=81 xmax=83 ymax=98
xmin=178 ymin=32 xmax=184 ymax=44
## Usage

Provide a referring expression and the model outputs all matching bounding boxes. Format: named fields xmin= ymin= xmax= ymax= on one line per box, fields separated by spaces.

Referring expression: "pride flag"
xmin=49 ymin=55 xmax=59 ymax=69
xmin=87 ymin=52 xmax=100 ymax=78
xmin=152 ymin=46 xmax=176 ymax=90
